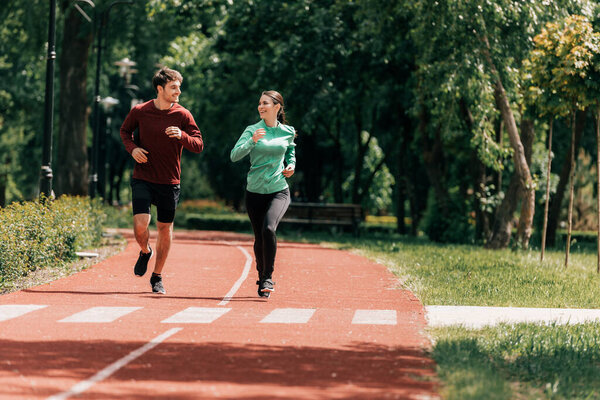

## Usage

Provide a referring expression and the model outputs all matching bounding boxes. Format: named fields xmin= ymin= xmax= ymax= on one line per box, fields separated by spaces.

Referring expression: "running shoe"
xmin=150 ymin=274 xmax=166 ymax=294
xmin=134 ymin=247 xmax=153 ymax=276
xmin=260 ymin=279 xmax=275 ymax=293
xmin=256 ymin=280 xmax=270 ymax=298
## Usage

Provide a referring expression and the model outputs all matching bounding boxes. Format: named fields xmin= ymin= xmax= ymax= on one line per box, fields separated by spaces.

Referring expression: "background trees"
xmin=4 ymin=0 xmax=600 ymax=250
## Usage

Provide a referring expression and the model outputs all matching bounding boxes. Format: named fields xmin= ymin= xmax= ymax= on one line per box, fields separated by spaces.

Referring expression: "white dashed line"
xmin=161 ymin=307 xmax=231 ymax=323
xmin=0 ymin=304 xmax=47 ymax=322
xmin=260 ymin=308 xmax=316 ymax=324
xmin=59 ymin=307 xmax=142 ymax=323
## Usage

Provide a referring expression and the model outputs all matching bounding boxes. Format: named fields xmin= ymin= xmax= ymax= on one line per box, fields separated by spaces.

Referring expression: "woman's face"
xmin=257 ymin=95 xmax=280 ymax=121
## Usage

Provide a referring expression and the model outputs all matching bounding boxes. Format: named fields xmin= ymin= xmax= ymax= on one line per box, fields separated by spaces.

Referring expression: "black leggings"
xmin=245 ymin=188 xmax=290 ymax=281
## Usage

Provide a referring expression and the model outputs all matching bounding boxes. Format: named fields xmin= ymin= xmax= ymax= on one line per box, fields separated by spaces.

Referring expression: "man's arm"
xmin=178 ymin=112 xmax=204 ymax=153
xmin=119 ymin=107 xmax=139 ymax=155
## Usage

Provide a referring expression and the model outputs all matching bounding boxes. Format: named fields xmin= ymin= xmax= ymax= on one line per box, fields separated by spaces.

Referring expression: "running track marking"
xmin=0 ymin=304 xmax=46 ymax=321
xmin=352 ymin=309 xmax=398 ymax=325
xmin=260 ymin=308 xmax=316 ymax=324
xmin=2 ymin=305 xmax=401 ymax=325
xmin=58 ymin=306 xmax=142 ymax=323
xmin=217 ymin=244 xmax=252 ymax=306
xmin=46 ymin=243 xmax=247 ymax=398
xmin=161 ymin=307 xmax=231 ymax=323
xmin=46 ymin=327 xmax=182 ymax=400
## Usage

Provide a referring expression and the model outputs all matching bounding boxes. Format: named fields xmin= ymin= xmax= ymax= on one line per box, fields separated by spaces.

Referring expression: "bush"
xmin=420 ymin=190 xmax=473 ymax=243
xmin=0 ymin=196 xmax=105 ymax=286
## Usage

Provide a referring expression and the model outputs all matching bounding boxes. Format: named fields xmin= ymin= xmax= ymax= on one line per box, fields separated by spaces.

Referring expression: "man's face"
xmin=158 ymin=80 xmax=181 ymax=104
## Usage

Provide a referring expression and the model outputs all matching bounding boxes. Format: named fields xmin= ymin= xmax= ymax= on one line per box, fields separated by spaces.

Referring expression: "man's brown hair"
xmin=152 ymin=67 xmax=183 ymax=92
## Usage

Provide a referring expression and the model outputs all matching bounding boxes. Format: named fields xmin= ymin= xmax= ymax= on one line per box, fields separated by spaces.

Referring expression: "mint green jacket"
xmin=230 ymin=119 xmax=296 ymax=194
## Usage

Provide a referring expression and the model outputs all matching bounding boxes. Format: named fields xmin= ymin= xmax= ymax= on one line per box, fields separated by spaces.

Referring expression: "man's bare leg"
xmin=133 ymin=214 xmax=152 ymax=253
xmin=153 ymin=221 xmax=173 ymax=275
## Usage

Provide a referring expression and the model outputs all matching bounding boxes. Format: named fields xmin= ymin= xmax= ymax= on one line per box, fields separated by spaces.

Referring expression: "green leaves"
xmin=526 ymin=15 xmax=600 ymax=117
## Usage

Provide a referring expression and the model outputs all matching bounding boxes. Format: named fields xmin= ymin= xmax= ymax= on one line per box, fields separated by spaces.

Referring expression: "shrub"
xmin=0 ymin=196 xmax=105 ymax=286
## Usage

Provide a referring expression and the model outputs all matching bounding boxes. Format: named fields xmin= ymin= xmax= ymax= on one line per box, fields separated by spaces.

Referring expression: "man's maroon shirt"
xmin=120 ymin=100 xmax=204 ymax=185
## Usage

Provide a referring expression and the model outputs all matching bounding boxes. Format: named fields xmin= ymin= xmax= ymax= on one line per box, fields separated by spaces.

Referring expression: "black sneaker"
xmin=150 ymin=274 xmax=166 ymax=294
xmin=134 ymin=247 xmax=153 ymax=277
xmin=260 ymin=279 xmax=275 ymax=293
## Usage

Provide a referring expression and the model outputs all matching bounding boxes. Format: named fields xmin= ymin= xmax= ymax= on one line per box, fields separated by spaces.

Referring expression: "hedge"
xmin=0 ymin=196 xmax=105 ymax=286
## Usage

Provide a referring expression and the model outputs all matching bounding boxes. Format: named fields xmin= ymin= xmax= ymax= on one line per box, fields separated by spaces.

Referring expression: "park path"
xmin=0 ymin=229 xmax=438 ymax=399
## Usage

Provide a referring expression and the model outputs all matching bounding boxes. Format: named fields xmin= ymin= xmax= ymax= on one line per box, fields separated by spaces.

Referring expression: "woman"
xmin=230 ymin=90 xmax=296 ymax=298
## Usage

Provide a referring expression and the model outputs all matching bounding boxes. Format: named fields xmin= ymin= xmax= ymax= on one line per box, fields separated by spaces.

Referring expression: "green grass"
xmin=279 ymin=231 xmax=600 ymax=399
xmin=432 ymin=324 xmax=600 ymax=400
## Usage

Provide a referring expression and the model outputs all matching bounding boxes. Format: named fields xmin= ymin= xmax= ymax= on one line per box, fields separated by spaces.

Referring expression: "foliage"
xmin=341 ymin=132 xmax=395 ymax=214
xmin=526 ymin=14 xmax=600 ymax=117
xmin=0 ymin=2 xmax=50 ymax=202
xmin=420 ymin=188 xmax=474 ymax=243
xmin=0 ymin=196 xmax=105 ymax=289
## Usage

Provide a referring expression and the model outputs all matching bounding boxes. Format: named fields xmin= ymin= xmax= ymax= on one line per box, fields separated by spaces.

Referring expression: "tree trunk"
xmin=55 ymin=4 xmax=93 ymax=196
xmin=540 ymin=119 xmax=554 ymax=261
xmin=487 ymin=170 xmax=521 ymax=248
xmin=478 ymin=33 xmax=535 ymax=249
xmin=396 ymin=176 xmax=407 ymax=234
xmin=565 ymin=109 xmax=577 ymax=268
xmin=459 ymin=98 xmax=489 ymax=241
xmin=484 ymin=78 xmax=534 ymax=248
xmin=322 ymin=115 xmax=343 ymax=203
xmin=516 ymin=118 xmax=535 ymax=248
xmin=419 ymin=105 xmax=448 ymax=214
xmin=352 ymin=110 xmax=370 ymax=204
xmin=546 ymin=110 xmax=586 ymax=247
xmin=396 ymin=128 xmax=409 ymax=234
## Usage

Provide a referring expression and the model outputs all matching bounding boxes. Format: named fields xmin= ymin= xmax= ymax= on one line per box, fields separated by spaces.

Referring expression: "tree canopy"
xmin=4 ymin=0 xmax=600 ymax=249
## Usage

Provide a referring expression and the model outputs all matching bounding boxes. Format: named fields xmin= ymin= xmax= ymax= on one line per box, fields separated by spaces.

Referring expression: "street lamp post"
xmin=39 ymin=0 xmax=57 ymax=200
xmin=90 ymin=0 xmax=133 ymax=199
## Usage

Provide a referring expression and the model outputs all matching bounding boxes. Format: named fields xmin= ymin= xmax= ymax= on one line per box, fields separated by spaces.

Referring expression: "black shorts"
xmin=131 ymin=178 xmax=180 ymax=223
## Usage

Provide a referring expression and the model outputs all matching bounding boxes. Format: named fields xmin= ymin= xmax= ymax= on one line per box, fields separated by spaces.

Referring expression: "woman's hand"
xmin=131 ymin=147 xmax=149 ymax=163
xmin=252 ymin=128 xmax=266 ymax=143
xmin=282 ymin=165 xmax=295 ymax=178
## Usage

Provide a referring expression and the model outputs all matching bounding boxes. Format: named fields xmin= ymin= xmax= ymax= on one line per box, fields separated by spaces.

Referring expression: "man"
xmin=120 ymin=67 xmax=204 ymax=294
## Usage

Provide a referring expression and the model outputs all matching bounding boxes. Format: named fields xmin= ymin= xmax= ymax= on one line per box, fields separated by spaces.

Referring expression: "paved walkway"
xmin=0 ymin=230 xmax=439 ymax=400
xmin=426 ymin=305 xmax=600 ymax=329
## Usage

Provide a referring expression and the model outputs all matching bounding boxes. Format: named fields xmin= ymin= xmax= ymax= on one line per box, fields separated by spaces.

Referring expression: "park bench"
xmin=281 ymin=202 xmax=364 ymax=235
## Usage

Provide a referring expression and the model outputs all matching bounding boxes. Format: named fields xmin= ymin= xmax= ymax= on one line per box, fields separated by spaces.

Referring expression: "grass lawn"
xmin=280 ymin=231 xmax=600 ymax=400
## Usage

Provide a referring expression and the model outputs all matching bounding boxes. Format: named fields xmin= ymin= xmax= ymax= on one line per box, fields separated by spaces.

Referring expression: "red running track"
xmin=0 ymin=230 xmax=438 ymax=399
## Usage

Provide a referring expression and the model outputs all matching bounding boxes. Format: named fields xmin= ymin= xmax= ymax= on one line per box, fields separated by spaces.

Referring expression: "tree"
xmin=0 ymin=1 xmax=49 ymax=204
xmin=527 ymin=15 xmax=600 ymax=265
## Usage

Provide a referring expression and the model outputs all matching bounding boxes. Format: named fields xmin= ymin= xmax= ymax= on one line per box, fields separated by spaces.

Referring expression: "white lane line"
xmin=352 ymin=310 xmax=397 ymax=325
xmin=161 ymin=307 xmax=231 ymax=323
xmin=426 ymin=305 xmax=600 ymax=328
xmin=260 ymin=308 xmax=316 ymax=324
xmin=0 ymin=305 xmax=47 ymax=322
xmin=46 ymin=327 xmax=182 ymax=400
xmin=218 ymin=244 xmax=252 ymax=306
xmin=58 ymin=307 xmax=142 ymax=323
